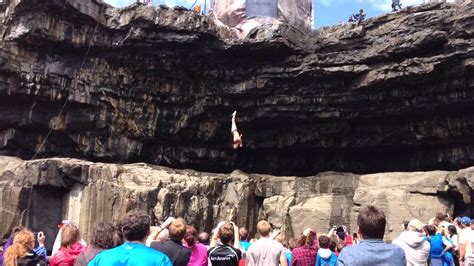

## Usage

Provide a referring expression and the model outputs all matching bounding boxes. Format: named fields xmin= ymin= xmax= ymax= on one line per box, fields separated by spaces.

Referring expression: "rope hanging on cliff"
xmin=16 ymin=2 xmax=107 ymax=226
xmin=30 ymin=6 xmax=106 ymax=160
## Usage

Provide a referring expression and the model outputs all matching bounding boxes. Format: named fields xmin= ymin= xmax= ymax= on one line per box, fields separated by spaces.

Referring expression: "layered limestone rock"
xmin=0 ymin=155 xmax=473 ymax=248
xmin=0 ymin=0 xmax=472 ymax=175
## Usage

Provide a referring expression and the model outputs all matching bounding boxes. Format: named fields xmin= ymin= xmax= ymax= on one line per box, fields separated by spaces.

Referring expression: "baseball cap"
xmin=461 ymin=216 xmax=472 ymax=225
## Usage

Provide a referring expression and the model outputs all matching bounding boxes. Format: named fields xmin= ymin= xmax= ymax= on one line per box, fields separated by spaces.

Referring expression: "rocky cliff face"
xmin=0 ymin=0 xmax=472 ymax=175
xmin=1 ymin=155 xmax=473 ymax=247
xmin=0 ymin=0 xmax=474 ymax=250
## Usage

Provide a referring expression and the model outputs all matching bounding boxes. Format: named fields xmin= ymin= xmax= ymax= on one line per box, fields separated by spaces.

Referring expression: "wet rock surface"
xmin=0 ymin=0 xmax=472 ymax=175
xmin=0 ymin=155 xmax=472 ymax=245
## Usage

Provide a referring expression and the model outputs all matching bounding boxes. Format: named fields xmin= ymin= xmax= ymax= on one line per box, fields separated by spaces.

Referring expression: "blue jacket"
xmin=337 ymin=239 xmax=406 ymax=266
xmin=316 ymin=249 xmax=337 ymax=266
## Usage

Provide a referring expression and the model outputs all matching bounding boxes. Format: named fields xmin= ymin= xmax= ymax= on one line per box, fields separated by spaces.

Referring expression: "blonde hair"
xmin=256 ymin=220 xmax=272 ymax=237
xmin=61 ymin=224 xmax=81 ymax=248
xmin=276 ymin=233 xmax=287 ymax=246
xmin=4 ymin=230 xmax=35 ymax=266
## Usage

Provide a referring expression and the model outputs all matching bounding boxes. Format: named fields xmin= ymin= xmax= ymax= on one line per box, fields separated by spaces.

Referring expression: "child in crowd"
xmin=316 ymin=235 xmax=337 ymax=266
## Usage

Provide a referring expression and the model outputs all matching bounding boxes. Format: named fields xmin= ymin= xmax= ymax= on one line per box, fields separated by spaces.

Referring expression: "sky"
xmin=104 ymin=0 xmax=428 ymax=28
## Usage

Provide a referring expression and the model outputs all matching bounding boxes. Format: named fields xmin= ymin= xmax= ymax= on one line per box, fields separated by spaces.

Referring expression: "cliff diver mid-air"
xmin=231 ymin=111 xmax=243 ymax=149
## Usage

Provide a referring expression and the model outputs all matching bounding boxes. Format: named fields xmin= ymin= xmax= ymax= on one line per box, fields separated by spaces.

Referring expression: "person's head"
xmin=61 ymin=223 xmax=81 ymax=248
xmin=407 ymin=219 xmax=424 ymax=233
xmin=352 ymin=232 xmax=358 ymax=239
xmin=298 ymin=228 xmax=317 ymax=247
xmin=288 ymin=237 xmax=299 ymax=251
xmin=90 ymin=222 xmax=122 ymax=249
xmin=357 ymin=205 xmax=386 ymax=240
xmin=184 ymin=225 xmax=198 ymax=247
xmin=460 ymin=216 xmax=472 ymax=228
xmin=218 ymin=222 xmax=234 ymax=244
xmin=10 ymin=226 xmax=25 ymax=239
xmin=439 ymin=226 xmax=448 ymax=236
xmin=318 ymin=235 xmax=330 ymax=249
xmin=169 ymin=218 xmax=187 ymax=242
xmin=424 ymin=225 xmax=436 ymax=236
xmin=275 ymin=233 xmax=286 ymax=245
xmin=359 ymin=9 xmax=364 ymax=14
xmin=121 ymin=209 xmax=151 ymax=242
xmin=4 ymin=230 xmax=35 ymax=266
xmin=112 ymin=229 xmax=124 ymax=247
xmin=435 ymin=212 xmax=445 ymax=225
xmin=239 ymin=227 xmax=249 ymax=241
xmin=256 ymin=220 xmax=272 ymax=237
xmin=197 ymin=232 xmax=210 ymax=245
xmin=447 ymin=225 xmax=457 ymax=236
xmin=328 ymin=240 xmax=337 ymax=252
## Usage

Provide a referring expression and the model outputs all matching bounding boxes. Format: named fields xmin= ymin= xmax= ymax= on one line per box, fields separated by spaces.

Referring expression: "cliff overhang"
xmin=0 ymin=0 xmax=472 ymax=176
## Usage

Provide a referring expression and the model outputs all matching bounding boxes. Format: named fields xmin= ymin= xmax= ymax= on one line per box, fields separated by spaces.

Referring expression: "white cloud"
xmin=105 ymin=0 xmax=135 ymax=7
xmin=401 ymin=0 xmax=426 ymax=6
xmin=319 ymin=0 xmax=332 ymax=7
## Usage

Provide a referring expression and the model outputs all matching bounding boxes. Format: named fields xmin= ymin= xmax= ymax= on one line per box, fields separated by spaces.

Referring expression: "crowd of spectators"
xmin=0 ymin=205 xmax=473 ymax=266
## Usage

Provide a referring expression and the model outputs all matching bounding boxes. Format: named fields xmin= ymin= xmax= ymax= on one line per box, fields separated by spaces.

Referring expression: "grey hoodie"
xmin=392 ymin=231 xmax=430 ymax=266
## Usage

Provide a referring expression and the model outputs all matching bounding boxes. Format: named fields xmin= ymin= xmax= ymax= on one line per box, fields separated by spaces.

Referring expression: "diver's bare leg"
xmin=231 ymin=111 xmax=238 ymax=133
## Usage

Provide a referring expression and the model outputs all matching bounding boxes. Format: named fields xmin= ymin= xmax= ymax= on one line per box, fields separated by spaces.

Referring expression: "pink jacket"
xmin=50 ymin=242 xmax=87 ymax=266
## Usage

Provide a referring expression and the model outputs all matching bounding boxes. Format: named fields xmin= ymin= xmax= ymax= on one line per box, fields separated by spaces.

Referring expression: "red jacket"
xmin=50 ymin=242 xmax=87 ymax=266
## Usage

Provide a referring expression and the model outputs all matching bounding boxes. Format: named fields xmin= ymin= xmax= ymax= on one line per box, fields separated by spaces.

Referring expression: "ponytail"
xmin=184 ymin=225 xmax=198 ymax=247
xmin=4 ymin=230 xmax=35 ymax=266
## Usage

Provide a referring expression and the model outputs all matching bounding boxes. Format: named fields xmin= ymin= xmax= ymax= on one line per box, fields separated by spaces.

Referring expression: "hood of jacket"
xmin=61 ymin=242 xmax=87 ymax=258
xmin=318 ymin=248 xmax=332 ymax=259
xmin=398 ymin=231 xmax=426 ymax=248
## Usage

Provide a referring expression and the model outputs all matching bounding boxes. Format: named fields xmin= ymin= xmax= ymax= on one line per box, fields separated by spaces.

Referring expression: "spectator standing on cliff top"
xmin=231 ymin=111 xmax=243 ymax=149
xmin=337 ymin=205 xmax=406 ymax=266
xmin=193 ymin=4 xmax=202 ymax=14
xmin=356 ymin=9 xmax=366 ymax=25
xmin=392 ymin=0 xmax=402 ymax=11
xmin=137 ymin=0 xmax=152 ymax=5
